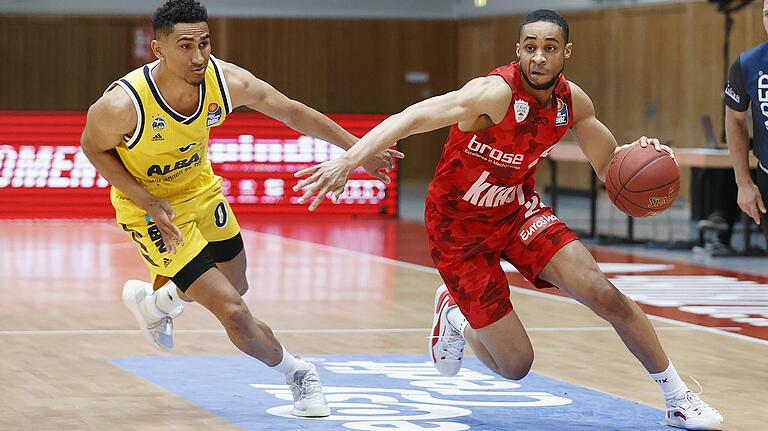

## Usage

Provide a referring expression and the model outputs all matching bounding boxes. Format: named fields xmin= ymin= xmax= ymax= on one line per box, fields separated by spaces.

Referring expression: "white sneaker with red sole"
xmin=428 ymin=284 xmax=466 ymax=377
xmin=666 ymin=389 xmax=723 ymax=430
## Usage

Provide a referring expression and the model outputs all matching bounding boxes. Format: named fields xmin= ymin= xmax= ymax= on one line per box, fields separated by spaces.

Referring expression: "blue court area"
xmin=111 ymin=354 xmax=668 ymax=431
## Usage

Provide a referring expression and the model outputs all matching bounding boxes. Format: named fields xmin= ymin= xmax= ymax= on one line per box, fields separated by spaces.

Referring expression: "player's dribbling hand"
xmin=293 ymin=156 xmax=356 ymax=211
xmin=624 ymin=136 xmax=675 ymax=159
xmin=141 ymin=196 xmax=184 ymax=254
xmin=361 ymin=148 xmax=405 ymax=183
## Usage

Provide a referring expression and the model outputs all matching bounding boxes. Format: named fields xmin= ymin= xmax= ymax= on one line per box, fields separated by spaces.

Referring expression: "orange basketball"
xmin=604 ymin=144 xmax=680 ymax=218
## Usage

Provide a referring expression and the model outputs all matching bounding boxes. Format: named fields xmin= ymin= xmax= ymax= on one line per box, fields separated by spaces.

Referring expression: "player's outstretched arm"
xmin=80 ymin=88 xmax=183 ymax=253
xmin=292 ymin=76 xmax=511 ymax=210
xmin=569 ymin=82 xmax=669 ymax=182
xmin=220 ymin=60 xmax=403 ymax=183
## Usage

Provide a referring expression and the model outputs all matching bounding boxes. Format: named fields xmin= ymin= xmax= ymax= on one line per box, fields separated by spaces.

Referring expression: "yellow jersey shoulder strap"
xmin=209 ymin=55 xmax=233 ymax=114
xmin=104 ymin=66 xmax=147 ymax=149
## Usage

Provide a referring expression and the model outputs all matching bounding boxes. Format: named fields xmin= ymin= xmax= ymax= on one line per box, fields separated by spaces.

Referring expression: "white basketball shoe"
xmin=666 ymin=389 xmax=723 ymax=430
xmin=122 ymin=280 xmax=183 ymax=352
xmin=428 ymin=284 xmax=466 ymax=377
xmin=286 ymin=362 xmax=330 ymax=417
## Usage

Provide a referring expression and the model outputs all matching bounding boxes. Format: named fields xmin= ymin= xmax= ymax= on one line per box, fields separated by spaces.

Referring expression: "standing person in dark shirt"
xmin=724 ymin=0 xmax=768 ymax=244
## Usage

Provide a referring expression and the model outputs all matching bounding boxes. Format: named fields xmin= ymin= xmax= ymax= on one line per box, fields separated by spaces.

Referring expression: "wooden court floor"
xmin=0 ymin=219 xmax=766 ymax=430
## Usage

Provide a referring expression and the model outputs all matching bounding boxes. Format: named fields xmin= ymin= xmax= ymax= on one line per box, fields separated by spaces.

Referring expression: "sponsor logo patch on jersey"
xmin=151 ymin=133 xmax=164 ymax=141
xmin=724 ymin=84 xmax=740 ymax=103
xmin=178 ymin=142 xmax=197 ymax=153
xmin=465 ymin=135 xmax=525 ymax=169
xmin=146 ymin=152 xmax=201 ymax=177
xmin=757 ymin=74 xmax=768 ymax=130
xmin=514 ymin=99 xmax=530 ymax=123
xmin=151 ymin=116 xmax=166 ymax=132
xmin=206 ymin=102 xmax=223 ymax=127
xmin=462 ymin=170 xmax=522 ymax=208
xmin=519 ymin=212 xmax=560 ymax=245
xmin=555 ymin=98 xmax=568 ymax=126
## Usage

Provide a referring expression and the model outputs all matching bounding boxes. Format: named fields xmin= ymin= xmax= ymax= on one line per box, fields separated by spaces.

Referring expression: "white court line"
xmin=246 ymin=229 xmax=768 ymax=347
xmin=0 ymin=326 xmax=742 ymax=336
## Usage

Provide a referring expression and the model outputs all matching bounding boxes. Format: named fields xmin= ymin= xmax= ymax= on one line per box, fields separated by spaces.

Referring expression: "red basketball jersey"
xmin=426 ymin=62 xmax=573 ymax=223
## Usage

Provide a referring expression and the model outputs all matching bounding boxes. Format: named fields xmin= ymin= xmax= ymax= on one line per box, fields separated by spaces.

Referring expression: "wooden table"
xmin=547 ymin=142 xmax=758 ymax=242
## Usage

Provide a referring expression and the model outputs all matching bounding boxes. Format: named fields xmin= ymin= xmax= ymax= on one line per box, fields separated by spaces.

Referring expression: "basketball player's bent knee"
xmin=220 ymin=299 xmax=253 ymax=334
xmin=590 ymin=282 xmax=635 ymax=323
xmin=495 ymin=354 xmax=534 ymax=380
xmin=234 ymin=279 xmax=249 ymax=296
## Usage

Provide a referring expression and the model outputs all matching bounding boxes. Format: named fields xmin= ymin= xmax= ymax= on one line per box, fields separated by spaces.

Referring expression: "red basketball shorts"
xmin=425 ymin=195 xmax=579 ymax=329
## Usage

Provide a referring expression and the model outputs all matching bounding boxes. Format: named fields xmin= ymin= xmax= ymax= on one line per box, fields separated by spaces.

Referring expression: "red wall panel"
xmin=0 ymin=111 xmax=396 ymax=219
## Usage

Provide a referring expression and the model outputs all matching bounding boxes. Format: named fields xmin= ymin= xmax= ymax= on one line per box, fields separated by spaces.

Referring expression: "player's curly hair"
xmin=519 ymin=9 xmax=569 ymax=43
xmin=152 ymin=0 xmax=208 ymax=38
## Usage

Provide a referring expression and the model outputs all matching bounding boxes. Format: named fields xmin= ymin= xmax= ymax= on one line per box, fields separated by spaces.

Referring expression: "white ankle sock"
xmin=132 ymin=281 xmax=165 ymax=320
xmin=154 ymin=282 xmax=184 ymax=314
xmin=650 ymin=359 xmax=688 ymax=401
xmin=271 ymin=345 xmax=308 ymax=376
xmin=446 ymin=306 xmax=468 ymax=336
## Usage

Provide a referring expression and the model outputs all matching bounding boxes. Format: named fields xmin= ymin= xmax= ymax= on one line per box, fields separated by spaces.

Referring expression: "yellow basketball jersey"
xmin=107 ymin=55 xmax=232 ymax=203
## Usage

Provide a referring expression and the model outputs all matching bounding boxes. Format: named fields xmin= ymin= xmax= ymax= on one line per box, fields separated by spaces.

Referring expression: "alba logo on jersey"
xmin=207 ymin=103 xmax=222 ymax=127
xmin=147 ymin=152 xmax=201 ymax=177
xmin=466 ymin=135 xmax=524 ymax=168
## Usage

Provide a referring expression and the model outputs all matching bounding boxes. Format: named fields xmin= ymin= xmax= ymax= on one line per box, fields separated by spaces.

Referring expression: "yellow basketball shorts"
xmin=113 ymin=183 xmax=241 ymax=288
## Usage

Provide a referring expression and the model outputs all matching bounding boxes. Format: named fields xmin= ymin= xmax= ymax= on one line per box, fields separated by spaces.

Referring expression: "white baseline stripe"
xmin=245 ymin=229 xmax=768 ymax=347
xmin=0 ymin=326 xmax=742 ymax=336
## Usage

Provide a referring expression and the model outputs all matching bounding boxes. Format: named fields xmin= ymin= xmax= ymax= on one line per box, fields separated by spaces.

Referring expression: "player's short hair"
xmin=152 ymin=0 xmax=208 ymax=38
xmin=519 ymin=9 xmax=569 ymax=43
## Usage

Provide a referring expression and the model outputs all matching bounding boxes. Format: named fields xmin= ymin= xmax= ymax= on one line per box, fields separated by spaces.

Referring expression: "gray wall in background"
xmin=0 ymin=0 xmax=702 ymax=19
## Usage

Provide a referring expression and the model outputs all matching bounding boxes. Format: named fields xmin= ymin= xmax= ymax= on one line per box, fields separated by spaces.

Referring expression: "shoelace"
xmin=294 ymin=370 xmax=323 ymax=398
xmin=427 ymin=327 xmax=465 ymax=360
xmin=147 ymin=316 xmax=172 ymax=335
xmin=672 ymin=377 xmax=720 ymax=415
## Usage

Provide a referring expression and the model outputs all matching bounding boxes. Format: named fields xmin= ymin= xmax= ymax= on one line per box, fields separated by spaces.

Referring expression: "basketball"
xmin=604 ymin=144 xmax=680 ymax=218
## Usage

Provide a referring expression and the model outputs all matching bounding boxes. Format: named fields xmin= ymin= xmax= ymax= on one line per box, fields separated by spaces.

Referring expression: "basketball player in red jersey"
xmin=294 ymin=9 xmax=722 ymax=430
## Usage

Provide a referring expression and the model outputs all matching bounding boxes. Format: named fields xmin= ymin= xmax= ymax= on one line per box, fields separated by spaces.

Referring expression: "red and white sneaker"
xmin=666 ymin=389 xmax=723 ymax=430
xmin=428 ymin=284 xmax=465 ymax=377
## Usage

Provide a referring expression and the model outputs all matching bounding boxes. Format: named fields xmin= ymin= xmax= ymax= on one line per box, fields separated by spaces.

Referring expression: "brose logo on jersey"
xmin=146 ymin=152 xmax=201 ymax=177
xmin=207 ymin=102 xmax=222 ymax=127
xmin=465 ymin=135 xmax=525 ymax=168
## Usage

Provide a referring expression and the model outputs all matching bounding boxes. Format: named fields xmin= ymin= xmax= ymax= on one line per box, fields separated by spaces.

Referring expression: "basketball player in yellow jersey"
xmin=80 ymin=0 xmax=401 ymax=418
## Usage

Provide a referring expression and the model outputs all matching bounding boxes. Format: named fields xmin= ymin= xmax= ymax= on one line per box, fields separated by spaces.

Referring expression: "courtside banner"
xmin=0 ymin=111 xmax=396 ymax=218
